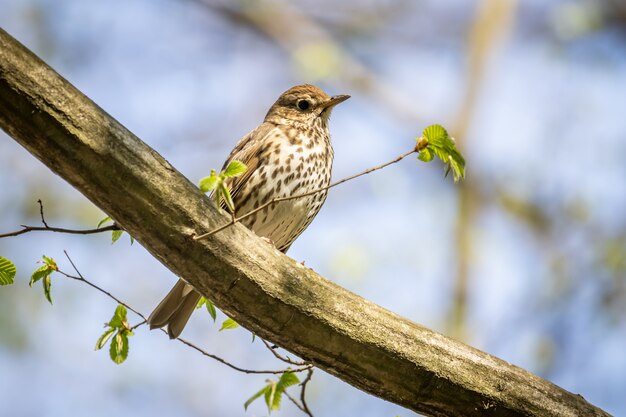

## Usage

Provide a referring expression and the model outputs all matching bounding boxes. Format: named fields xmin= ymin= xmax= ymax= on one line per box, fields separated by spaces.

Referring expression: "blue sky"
xmin=1 ymin=1 xmax=625 ymax=416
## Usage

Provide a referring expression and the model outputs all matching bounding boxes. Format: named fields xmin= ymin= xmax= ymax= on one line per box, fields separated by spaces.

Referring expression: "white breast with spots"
xmin=238 ymin=127 xmax=333 ymax=252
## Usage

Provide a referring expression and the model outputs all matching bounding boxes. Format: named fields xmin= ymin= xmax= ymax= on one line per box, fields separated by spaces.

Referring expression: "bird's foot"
xmin=261 ymin=237 xmax=275 ymax=247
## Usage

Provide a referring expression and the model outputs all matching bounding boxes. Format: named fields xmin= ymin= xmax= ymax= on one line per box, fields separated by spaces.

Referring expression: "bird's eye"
xmin=297 ymin=100 xmax=310 ymax=111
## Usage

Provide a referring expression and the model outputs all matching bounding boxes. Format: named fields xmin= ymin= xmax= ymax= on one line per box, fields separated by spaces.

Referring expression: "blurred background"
xmin=1 ymin=0 xmax=625 ymax=416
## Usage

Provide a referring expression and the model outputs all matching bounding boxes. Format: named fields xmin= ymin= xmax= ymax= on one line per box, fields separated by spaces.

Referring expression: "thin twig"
xmin=284 ymin=390 xmax=307 ymax=414
xmin=194 ymin=149 xmax=417 ymax=241
xmin=131 ymin=320 xmax=147 ymax=331
xmin=0 ymin=224 xmax=119 ymax=239
xmin=261 ymin=338 xmax=308 ymax=366
xmin=300 ymin=368 xmax=315 ymax=417
xmin=175 ymin=335 xmax=312 ymax=375
xmin=60 ymin=251 xmax=313 ymax=376
xmin=61 ymin=250 xmax=146 ymax=319
xmin=1 ymin=201 xmax=120 ymax=239
xmin=37 ymin=199 xmax=49 ymax=228
xmin=283 ymin=368 xmax=315 ymax=417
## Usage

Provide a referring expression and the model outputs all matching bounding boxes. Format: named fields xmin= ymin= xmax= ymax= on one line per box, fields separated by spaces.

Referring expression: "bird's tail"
xmin=148 ymin=279 xmax=201 ymax=339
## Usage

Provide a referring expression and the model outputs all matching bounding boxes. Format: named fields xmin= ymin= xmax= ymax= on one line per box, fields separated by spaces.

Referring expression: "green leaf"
xmin=109 ymin=332 xmax=122 ymax=363
xmin=417 ymin=147 xmax=434 ymax=162
xmin=277 ymin=371 xmax=300 ymax=389
xmin=219 ymin=318 xmax=239 ymax=331
xmin=195 ymin=298 xmax=217 ymax=321
xmin=0 ymin=256 xmax=17 ymax=286
xmin=431 ymin=146 xmax=450 ymax=164
xmin=205 ymin=299 xmax=217 ymax=322
xmin=212 ymin=185 xmax=224 ymax=207
xmin=422 ymin=124 xmax=448 ymax=142
xmin=29 ymin=256 xmax=57 ymax=302
xmin=447 ymin=148 xmax=466 ymax=182
xmin=42 ymin=255 xmax=57 ymax=269
xmin=220 ymin=184 xmax=235 ymax=213
xmin=95 ymin=327 xmax=116 ymax=350
xmin=420 ymin=124 xmax=466 ymax=183
xmin=265 ymin=381 xmax=278 ymax=412
xmin=243 ymin=372 xmax=299 ymax=413
xmin=272 ymin=372 xmax=300 ymax=410
xmin=99 ymin=218 xmax=128 ymax=244
xmin=29 ymin=265 xmax=48 ymax=286
xmin=244 ymin=385 xmax=270 ymax=411
xmin=108 ymin=305 xmax=128 ymax=329
xmin=97 ymin=216 xmax=112 ymax=228
xmin=199 ymin=170 xmax=219 ymax=193
xmin=98 ymin=306 xmax=133 ymax=364
xmin=111 ymin=230 xmax=123 ymax=244
xmin=43 ymin=274 xmax=52 ymax=304
xmin=223 ymin=160 xmax=248 ymax=178
xmin=115 ymin=304 xmax=128 ymax=320
xmin=109 ymin=331 xmax=129 ymax=364
xmin=196 ymin=296 xmax=207 ymax=309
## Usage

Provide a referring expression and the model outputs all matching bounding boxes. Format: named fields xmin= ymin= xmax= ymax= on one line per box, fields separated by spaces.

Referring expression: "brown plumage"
xmin=148 ymin=84 xmax=349 ymax=338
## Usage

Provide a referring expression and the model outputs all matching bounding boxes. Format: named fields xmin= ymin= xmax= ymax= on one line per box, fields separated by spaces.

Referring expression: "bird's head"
xmin=265 ymin=84 xmax=350 ymax=127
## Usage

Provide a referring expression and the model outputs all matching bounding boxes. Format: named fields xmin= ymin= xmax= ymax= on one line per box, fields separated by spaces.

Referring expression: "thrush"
xmin=148 ymin=84 xmax=349 ymax=338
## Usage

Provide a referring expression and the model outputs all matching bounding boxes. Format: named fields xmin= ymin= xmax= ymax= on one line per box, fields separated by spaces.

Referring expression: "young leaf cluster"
xmin=29 ymin=255 xmax=57 ymax=303
xmin=196 ymin=296 xmax=217 ymax=321
xmin=197 ymin=297 xmax=240 ymax=331
xmin=0 ymin=256 xmax=16 ymax=286
xmin=198 ymin=160 xmax=247 ymax=213
xmin=219 ymin=317 xmax=240 ymax=331
xmin=417 ymin=124 xmax=466 ymax=182
xmin=245 ymin=371 xmax=300 ymax=413
xmin=98 ymin=216 xmax=133 ymax=244
xmin=95 ymin=305 xmax=134 ymax=365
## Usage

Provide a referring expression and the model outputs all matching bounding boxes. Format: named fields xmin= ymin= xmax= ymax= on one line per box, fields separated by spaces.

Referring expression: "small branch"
xmin=131 ymin=320 xmax=147 ymax=331
xmin=283 ymin=368 xmax=315 ymax=417
xmin=0 ymin=224 xmax=119 ymax=238
xmin=261 ymin=338 xmax=308 ymax=366
xmin=60 ymin=250 xmax=146 ymax=319
xmin=60 ymin=251 xmax=313 ymax=376
xmin=0 ymin=200 xmax=120 ymax=238
xmin=300 ymin=368 xmax=315 ymax=417
xmin=38 ymin=199 xmax=49 ymax=227
xmin=194 ymin=148 xmax=416 ymax=241
xmin=284 ymin=390 xmax=308 ymax=415
xmin=175 ymin=335 xmax=312 ymax=375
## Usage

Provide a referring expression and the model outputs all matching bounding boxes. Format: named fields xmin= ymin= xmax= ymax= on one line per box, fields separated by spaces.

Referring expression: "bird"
xmin=148 ymin=84 xmax=350 ymax=339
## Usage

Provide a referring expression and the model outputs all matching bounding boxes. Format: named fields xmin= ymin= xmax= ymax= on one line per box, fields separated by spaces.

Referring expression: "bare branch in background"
xmin=189 ymin=0 xmax=434 ymax=123
xmin=447 ymin=0 xmax=518 ymax=340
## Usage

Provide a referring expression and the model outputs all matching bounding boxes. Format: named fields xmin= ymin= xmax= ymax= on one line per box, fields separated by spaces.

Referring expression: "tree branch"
xmin=0 ymin=223 xmax=119 ymax=238
xmin=0 ymin=28 xmax=610 ymax=417
xmin=0 ymin=198 xmax=120 ymax=238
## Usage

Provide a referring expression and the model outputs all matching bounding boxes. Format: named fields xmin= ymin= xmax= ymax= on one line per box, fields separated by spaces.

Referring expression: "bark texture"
xmin=0 ymin=28 xmax=611 ymax=417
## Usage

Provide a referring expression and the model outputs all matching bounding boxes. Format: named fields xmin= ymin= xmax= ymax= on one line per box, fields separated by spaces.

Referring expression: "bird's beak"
xmin=321 ymin=94 xmax=350 ymax=110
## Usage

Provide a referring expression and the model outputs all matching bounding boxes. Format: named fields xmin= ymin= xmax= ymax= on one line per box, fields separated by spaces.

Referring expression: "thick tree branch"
xmin=0 ymin=28 xmax=610 ymax=417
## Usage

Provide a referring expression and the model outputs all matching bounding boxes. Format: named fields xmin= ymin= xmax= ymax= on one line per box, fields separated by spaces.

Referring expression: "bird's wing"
xmin=221 ymin=122 xmax=283 ymax=207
